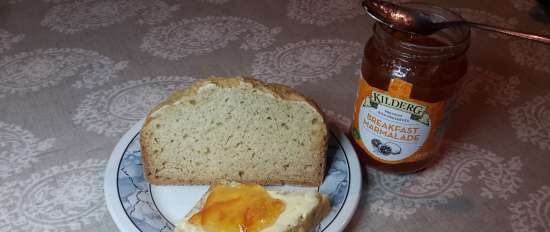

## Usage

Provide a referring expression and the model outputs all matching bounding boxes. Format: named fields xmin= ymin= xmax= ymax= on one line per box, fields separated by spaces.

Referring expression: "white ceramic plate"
xmin=105 ymin=119 xmax=362 ymax=232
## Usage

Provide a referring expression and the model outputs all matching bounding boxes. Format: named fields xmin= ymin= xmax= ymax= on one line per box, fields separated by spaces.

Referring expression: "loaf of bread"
xmin=140 ymin=77 xmax=328 ymax=186
xmin=174 ymin=182 xmax=331 ymax=232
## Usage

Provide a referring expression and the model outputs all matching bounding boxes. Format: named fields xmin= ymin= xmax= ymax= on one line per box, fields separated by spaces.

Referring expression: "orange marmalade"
xmin=351 ymin=3 xmax=470 ymax=173
xmin=189 ymin=183 xmax=285 ymax=232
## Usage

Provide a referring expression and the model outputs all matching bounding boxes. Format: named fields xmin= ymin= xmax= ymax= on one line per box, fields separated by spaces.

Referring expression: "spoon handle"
xmin=467 ymin=22 xmax=550 ymax=44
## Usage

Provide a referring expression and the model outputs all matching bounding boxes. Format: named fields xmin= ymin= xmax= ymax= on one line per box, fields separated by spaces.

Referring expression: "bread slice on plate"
xmin=140 ymin=77 xmax=328 ymax=186
xmin=174 ymin=182 xmax=331 ymax=232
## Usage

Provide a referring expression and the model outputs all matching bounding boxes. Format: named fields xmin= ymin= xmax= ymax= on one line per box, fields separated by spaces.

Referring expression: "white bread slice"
xmin=175 ymin=182 xmax=331 ymax=232
xmin=140 ymin=77 xmax=328 ymax=186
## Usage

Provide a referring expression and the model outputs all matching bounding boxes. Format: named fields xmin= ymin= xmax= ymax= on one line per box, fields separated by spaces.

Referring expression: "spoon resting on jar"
xmin=362 ymin=0 xmax=550 ymax=45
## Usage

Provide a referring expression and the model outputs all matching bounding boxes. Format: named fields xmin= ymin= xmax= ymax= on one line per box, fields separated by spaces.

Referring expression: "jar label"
xmin=352 ymin=77 xmax=448 ymax=163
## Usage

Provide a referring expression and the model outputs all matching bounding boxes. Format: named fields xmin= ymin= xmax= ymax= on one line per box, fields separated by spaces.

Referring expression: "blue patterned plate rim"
xmin=105 ymin=119 xmax=362 ymax=232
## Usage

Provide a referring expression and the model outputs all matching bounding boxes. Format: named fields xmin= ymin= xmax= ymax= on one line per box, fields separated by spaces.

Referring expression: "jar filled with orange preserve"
xmin=351 ymin=3 xmax=470 ymax=173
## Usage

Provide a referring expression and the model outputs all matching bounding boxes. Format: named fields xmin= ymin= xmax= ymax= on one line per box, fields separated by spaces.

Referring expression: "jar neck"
xmin=372 ymin=23 xmax=470 ymax=62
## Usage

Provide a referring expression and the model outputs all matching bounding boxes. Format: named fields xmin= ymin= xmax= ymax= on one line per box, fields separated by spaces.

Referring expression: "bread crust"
xmin=140 ymin=77 xmax=328 ymax=186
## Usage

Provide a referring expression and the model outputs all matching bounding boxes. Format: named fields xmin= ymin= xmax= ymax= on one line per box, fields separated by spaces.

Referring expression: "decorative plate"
xmin=104 ymin=120 xmax=362 ymax=232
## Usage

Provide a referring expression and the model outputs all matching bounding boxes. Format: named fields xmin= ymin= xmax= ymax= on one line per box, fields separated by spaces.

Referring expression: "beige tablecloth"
xmin=1 ymin=0 xmax=549 ymax=231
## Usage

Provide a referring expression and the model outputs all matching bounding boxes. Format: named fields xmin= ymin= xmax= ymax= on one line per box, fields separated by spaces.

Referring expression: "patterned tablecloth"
xmin=1 ymin=0 xmax=549 ymax=231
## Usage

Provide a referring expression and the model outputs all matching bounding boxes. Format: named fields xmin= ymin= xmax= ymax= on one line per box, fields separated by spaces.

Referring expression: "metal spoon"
xmin=362 ymin=0 xmax=550 ymax=44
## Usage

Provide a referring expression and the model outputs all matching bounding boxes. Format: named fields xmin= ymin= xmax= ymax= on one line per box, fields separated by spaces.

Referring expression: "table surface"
xmin=1 ymin=0 xmax=549 ymax=231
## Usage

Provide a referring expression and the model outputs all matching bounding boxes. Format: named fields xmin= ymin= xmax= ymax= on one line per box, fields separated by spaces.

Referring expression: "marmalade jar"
xmin=351 ymin=3 xmax=470 ymax=173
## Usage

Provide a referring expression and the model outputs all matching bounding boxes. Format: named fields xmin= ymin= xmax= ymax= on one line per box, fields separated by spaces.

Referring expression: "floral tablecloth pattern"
xmin=1 ymin=0 xmax=549 ymax=231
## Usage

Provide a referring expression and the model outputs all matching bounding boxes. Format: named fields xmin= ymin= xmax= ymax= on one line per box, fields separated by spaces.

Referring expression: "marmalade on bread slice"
xmin=175 ymin=181 xmax=331 ymax=232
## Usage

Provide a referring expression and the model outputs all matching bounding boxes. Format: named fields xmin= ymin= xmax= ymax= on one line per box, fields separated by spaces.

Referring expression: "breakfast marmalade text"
xmin=351 ymin=9 xmax=470 ymax=173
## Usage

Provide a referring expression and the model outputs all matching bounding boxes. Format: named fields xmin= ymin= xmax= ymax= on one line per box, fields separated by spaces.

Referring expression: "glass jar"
xmin=351 ymin=3 xmax=470 ymax=173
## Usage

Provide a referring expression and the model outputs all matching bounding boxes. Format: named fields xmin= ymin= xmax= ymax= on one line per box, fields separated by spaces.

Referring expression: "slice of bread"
xmin=174 ymin=182 xmax=331 ymax=232
xmin=140 ymin=77 xmax=328 ymax=186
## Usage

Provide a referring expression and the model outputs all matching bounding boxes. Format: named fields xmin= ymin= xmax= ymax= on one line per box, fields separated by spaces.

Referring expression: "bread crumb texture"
xmin=141 ymin=77 xmax=327 ymax=186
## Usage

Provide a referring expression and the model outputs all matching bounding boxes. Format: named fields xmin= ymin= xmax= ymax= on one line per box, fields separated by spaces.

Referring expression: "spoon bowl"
xmin=362 ymin=0 xmax=441 ymax=35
